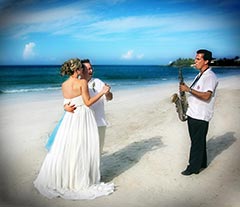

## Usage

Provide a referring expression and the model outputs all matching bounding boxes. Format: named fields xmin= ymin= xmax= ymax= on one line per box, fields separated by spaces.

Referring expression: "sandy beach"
xmin=0 ymin=76 xmax=240 ymax=207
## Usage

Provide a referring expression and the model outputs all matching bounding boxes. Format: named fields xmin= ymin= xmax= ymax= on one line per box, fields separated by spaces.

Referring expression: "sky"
xmin=0 ymin=0 xmax=239 ymax=65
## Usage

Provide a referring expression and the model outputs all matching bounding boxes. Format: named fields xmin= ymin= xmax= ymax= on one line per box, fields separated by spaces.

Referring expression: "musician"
xmin=180 ymin=49 xmax=218 ymax=176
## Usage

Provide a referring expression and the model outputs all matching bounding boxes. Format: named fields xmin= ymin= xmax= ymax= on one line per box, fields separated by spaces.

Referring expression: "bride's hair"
xmin=60 ymin=58 xmax=83 ymax=76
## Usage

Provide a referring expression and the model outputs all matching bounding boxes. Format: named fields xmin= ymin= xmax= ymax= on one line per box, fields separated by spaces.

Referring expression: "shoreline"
xmin=0 ymin=75 xmax=240 ymax=207
xmin=1 ymin=74 xmax=239 ymax=102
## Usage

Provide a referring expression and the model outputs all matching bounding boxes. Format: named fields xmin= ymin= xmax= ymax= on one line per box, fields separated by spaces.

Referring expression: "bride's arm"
xmin=81 ymin=79 xmax=109 ymax=107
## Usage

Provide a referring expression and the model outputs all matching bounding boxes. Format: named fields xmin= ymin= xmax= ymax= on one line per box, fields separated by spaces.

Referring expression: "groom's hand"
xmin=64 ymin=103 xmax=76 ymax=113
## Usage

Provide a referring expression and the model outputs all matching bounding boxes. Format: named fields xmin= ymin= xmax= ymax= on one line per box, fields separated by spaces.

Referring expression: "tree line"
xmin=169 ymin=56 xmax=240 ymax=67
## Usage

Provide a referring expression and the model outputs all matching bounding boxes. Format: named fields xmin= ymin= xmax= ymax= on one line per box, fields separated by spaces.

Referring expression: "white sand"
xmin=0 ymin=76 xmax=240 ymax=207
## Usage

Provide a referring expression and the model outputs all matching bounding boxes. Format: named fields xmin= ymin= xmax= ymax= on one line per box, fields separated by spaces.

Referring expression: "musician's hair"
xmin=197 ymin=49 xmax=212 ymax=63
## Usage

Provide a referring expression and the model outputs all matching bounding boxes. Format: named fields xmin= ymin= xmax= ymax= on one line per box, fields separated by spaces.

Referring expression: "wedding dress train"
xmin=34 ymin=96 xmax=114 ymax=200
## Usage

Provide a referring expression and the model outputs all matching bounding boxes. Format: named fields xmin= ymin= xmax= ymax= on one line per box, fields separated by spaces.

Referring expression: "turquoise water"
xmin=0 ymin=65 xmax=240 ymax=94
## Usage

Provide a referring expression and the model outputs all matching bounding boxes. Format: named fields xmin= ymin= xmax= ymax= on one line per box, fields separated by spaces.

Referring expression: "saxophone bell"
xmin=171 ymin=93 xmax=179 ymax=103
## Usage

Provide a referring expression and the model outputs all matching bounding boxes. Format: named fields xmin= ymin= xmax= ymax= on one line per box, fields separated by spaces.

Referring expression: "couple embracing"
xmin=34 ymin=58 xmax=114 ymax=200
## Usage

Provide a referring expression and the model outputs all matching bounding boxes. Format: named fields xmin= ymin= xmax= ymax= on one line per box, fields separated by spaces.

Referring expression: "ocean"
xmin=0 ymin=65 xmax=240 ymax=96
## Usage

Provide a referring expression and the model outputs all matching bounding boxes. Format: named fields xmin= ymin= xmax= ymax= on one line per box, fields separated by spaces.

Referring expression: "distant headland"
xmin=168 ymin=56 xmax=240 ymax=67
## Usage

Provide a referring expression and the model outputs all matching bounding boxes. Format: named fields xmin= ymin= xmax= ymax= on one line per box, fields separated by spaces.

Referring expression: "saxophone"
xmin=171 ymin=67 xmax=188 ymax=121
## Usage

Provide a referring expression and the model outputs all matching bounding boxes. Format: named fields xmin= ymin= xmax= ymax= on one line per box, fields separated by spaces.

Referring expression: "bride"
xmin=34 ymin=58 xmax=114 ymax=200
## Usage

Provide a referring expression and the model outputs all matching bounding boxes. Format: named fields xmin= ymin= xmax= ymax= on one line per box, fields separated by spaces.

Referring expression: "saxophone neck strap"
xmin=190 ymin=67 xmax=209 ymax=88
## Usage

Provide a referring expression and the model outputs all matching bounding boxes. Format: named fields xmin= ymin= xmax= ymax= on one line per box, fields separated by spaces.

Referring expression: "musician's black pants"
xmin=187 ymin=116 xmax=209 ymax=172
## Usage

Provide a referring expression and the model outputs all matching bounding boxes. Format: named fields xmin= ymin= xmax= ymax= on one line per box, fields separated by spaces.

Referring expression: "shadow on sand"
xmin=101 ymin=136 xmax=164 ymax=182
xmin=207 ymin=132 xmax=237 ymax=165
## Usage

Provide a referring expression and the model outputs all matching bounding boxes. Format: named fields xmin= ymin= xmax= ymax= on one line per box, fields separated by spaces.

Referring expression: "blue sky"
xmin=0 ymin=0 xmax=239 ymax=65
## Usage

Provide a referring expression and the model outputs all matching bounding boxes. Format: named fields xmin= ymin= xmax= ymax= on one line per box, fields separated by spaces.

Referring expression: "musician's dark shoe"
xmin=181 ymin=169 xmax=199 ymax=176
xmin=201 ymin=165 xmax=207 ymax=169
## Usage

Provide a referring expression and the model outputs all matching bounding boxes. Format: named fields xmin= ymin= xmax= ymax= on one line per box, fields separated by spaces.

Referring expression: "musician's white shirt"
xmin=186 ymin=68 xmax=218 ymax=122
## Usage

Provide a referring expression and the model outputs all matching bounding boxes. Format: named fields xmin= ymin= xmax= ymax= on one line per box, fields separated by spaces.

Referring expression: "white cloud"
xmin=136 ymin=54 xmax=144 ymax=59
xmin=0 ymin=2 xmax=92 ymax=38
xmin=2 ymin=1 xmax=236 ymax=41
xmin=121 ymin=50 xmax=144 ymax=60
xmin=121 ymin=50 xmax=134 ymax=59
xmin=0 ymin=2 xmax=86 ymax=26
xmin=1 ymin=0 xmax=238 ymax=50
xmin=23 ymin=42 xmax=36 ymax=59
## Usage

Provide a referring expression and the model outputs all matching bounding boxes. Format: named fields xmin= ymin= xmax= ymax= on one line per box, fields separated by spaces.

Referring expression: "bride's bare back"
xmin=62 ymin=76 xmax=110 ymax=107
xmin=62 ymin=77 xmax=83 ymax=99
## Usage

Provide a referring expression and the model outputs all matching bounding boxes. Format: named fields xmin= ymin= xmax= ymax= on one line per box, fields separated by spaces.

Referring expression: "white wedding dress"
xmin=34 ymin=96 xmax=114 ymax=200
